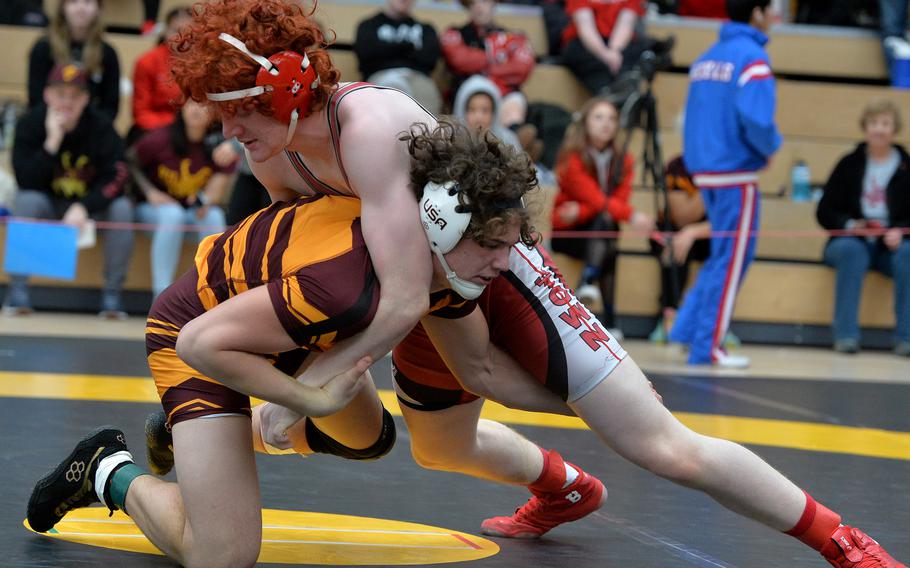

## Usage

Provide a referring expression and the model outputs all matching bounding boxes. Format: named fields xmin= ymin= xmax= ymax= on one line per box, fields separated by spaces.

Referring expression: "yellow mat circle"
xmin=24 ymin=507 xmax=499 ymax=565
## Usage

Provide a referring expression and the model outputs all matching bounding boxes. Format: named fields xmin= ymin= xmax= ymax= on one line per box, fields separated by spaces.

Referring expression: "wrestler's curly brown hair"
xmin=403 ymin=119 xmax=539 ymax=247
xmin=169 ymin=0 xmax=340 ymax=117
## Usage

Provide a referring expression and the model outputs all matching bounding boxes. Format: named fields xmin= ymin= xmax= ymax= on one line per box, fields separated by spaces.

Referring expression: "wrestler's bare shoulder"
xmin=336 ymin=86 xmax=437 ymax=140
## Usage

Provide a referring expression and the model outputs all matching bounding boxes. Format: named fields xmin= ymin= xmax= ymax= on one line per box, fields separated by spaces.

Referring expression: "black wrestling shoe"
xmin=27 ymin=427 xmax=129 ymax=532
xmin=145 ymin=411 xmax=174 ymax=476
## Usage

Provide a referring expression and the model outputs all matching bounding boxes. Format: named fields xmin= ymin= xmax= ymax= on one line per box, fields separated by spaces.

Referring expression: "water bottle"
xmin=791 ymin=160 xmax=811 ymax=202
xmin=2 ymin=103 xmax=17 ymax=151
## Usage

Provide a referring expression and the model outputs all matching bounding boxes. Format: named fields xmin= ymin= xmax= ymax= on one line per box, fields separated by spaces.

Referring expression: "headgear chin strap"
xmin=205 ymin=33 xmax=320 ymax=146
xmin=419 ymin=181 xmax=486 ymax=300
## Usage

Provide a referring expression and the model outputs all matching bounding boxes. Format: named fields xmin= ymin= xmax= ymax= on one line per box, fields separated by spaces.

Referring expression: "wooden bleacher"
xmin=0 ymin=7 xmax=901 ymax=333
xmin=525 ymin=186 xmax=895 ymax=329
xmin=607 ymin=256 xmax=894 ymax=326
xmin=647 ymin=16 xmax=889 ymax=81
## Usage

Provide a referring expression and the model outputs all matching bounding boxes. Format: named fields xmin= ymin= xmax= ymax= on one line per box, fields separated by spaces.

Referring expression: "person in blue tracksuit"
xmin=669 ymin=0 xmax=782 ymax=368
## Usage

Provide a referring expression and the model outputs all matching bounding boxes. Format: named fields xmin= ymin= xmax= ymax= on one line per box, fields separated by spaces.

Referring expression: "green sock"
xmin=109 ymin=464 xmax=147 ymax=510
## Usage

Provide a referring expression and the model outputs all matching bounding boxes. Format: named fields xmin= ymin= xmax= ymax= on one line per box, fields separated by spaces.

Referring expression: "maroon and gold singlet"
xmin=146 ymin=195 xmax=379 ymax=426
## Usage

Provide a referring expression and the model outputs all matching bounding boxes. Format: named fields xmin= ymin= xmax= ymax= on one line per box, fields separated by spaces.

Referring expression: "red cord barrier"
xmin=1 ymin=216 xmax=908 ymax=240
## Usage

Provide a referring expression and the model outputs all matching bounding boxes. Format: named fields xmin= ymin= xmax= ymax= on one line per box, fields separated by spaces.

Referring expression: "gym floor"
xmin=1 ymin=313 xmax=908 ymax=567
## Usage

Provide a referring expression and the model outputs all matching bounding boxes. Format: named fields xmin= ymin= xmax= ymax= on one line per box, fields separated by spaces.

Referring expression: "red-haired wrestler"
xmin=169 ymin=0 xmax=437 ymax=427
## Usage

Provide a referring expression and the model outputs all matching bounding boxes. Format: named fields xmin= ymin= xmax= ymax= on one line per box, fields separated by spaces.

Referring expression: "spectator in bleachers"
xmin=441 ymin=0 xmax=535 ymax=124
xmin=453 ymin=74 xmax=523 ymax=150
xmin=6 ymin=63 xmax=133 ymax=317
xmin=28 ymin=0 xmax=121 ymax=122
xmin=0 ymin=0 xmax=47 ymax=26
xmin=131 ymin=5 xmax=191 ymax=141
xmin=817 ymin=99 xmax=910 ymax=356
xmin=648 ymin=156 xmax=711 ymax=341
xmin=453 ymin=74 xmax=547 ymax=167
xmin=129 ymin=99 xmax=233 ymax=299
xmin=354 ymin=0 xmax=442 ymax=114
xmin=648 ymin=156 xmax=743 ymax=348
xmin=669 ymin=0 xmax=780 ymax=369
xmin=549 ymin=96 xmax=654 ymax=338
xmin=559 ymin=0 xmax=649 ymax=95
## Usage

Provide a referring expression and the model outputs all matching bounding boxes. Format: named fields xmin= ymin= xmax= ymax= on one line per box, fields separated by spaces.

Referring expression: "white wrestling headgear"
xmin=419 ymin=180 xmax=487 ymax=300
xmin=205 ymin=33 xmax=320 ymax=147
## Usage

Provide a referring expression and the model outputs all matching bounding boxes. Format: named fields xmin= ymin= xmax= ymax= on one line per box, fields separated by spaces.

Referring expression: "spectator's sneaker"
xmin=834 ymin=339 xmax=860 ymax=354
xmin=648 ymin=318 xmax=668 ymax=343
xmin=27 ymin=427 xmax=130 ymax=533
xmin=145 ymin=411 xmax=174 ymax=476
xmin=820 ymin=526 xmax=907 ymax=568
xmin=99 ymin=290 xmax=127 ymax=320
xmin=480 ymin=464 xmax=606 ymax=539
xmin=893 ymin=341 xmax=910 ymax=358
xmin=650 ymin=308 xmax=677 ymax=344
xmin=2 ymin=281 xmax=33 ymax=315
xmin=575 ymin=284 xmax=601 ymax=310
xmin=884 ymin=36 xmax=910 ymax=60
xmin=713 ymin=349 xmax=750 ymax=369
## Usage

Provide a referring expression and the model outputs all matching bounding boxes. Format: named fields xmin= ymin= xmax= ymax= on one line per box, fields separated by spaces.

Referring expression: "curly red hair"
xmin=170 ymin=0 xmax=340 ymax=118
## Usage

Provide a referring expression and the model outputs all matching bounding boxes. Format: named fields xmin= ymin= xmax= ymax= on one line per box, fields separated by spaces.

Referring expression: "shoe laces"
xmin=827 ymin=527 xmax=891 ymax=567
xmin=511 ymin=496 xmax=549 ymax=529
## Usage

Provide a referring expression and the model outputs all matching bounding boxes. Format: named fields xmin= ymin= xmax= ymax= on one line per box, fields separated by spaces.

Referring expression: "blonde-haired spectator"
xmin=817 ymin=99 xmax=910 ymax=356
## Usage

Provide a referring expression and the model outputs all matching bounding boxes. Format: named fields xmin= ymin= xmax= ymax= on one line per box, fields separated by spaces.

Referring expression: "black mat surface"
xmin=2 ymin=336 xmax=908 ymax=567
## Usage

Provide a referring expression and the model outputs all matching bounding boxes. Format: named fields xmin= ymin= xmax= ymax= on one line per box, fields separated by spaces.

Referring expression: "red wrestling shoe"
xmin=821 ymin=526 xmax=907 ymax=568
xmin=480 ymin=464 xmax=606 ymax=539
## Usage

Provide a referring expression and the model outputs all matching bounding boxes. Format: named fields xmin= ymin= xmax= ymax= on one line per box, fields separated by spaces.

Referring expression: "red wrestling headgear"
xmin=206 ymin=33 xmax=319 ymax=145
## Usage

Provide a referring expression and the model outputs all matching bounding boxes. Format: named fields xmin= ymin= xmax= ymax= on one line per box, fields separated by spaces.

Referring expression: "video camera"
xmin=605 ymin=36 xmax=675 ymax=129
xmin=636 ymin=36 xmax=675 ymax=82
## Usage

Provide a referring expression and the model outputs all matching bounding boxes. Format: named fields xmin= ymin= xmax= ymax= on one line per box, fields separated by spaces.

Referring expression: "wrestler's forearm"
xmin=423 ymin=313 xmax=574 ymax=416
xmin=180 ymin=346 xmax=336 ymax=418
xmin=475 ymin=348 xmax=575 ymax=416
xmin=301 ymin=294 xmax=427 ymax=383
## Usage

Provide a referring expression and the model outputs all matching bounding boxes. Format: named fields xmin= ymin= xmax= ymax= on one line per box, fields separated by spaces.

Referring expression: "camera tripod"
xmin=613 ymin=65 xmax=684 ymax=318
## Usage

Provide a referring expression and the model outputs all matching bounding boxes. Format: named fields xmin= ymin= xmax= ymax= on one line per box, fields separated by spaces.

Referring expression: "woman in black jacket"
xmin=816 ymin=99 xmax=910 ymax=355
